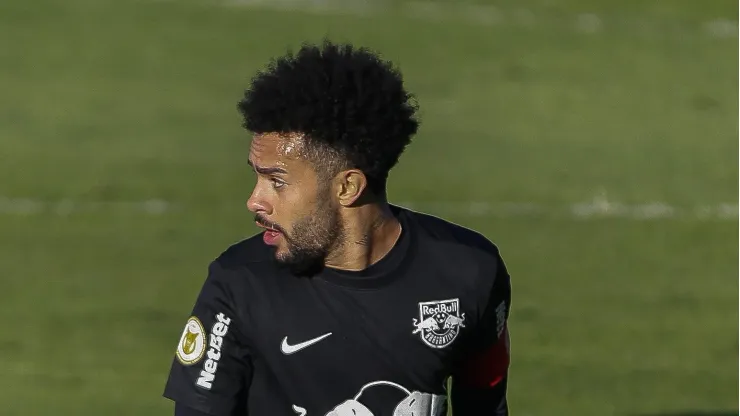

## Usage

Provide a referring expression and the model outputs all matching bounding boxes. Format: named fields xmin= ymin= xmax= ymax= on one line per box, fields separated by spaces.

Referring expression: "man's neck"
xmin=324 ymin=202 xmax=402 ymax=271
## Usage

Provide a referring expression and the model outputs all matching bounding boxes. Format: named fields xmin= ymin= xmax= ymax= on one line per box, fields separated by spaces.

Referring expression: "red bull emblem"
xmin=412 ymin=298 xmax=466 ymax=348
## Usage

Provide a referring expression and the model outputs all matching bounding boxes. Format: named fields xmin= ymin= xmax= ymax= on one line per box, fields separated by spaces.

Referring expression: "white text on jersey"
xmin=196 ymin=312 xmax=231 ymax=389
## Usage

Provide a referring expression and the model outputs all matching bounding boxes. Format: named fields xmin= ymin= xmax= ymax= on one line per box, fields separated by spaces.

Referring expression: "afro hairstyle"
xmin=237 ymin=40 xmax=420 ymax=196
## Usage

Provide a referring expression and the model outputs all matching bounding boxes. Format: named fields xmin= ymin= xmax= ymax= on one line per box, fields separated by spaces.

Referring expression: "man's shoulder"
xmin=210 ymin=233 xmax=273 ymax=272
xmin=401 ymin=206 xmax=510 ymax=303
xmin=401 ymin=206 xmax=501 ymax=260
xmin=194 ymin=233 xmax=276 ymax=300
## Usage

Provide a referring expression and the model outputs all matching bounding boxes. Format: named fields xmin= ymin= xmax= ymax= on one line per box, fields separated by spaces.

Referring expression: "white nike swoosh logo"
xmin=281 ymin=332 xmax=332 ymax=355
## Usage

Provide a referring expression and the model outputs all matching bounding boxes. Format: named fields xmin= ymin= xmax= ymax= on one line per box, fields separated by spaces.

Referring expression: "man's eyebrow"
xmin=247 ymin=160 xmax=288 ymax=175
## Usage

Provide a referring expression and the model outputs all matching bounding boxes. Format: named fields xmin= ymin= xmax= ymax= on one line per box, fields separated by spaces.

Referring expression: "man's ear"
xmin=335 ymin=169 xmax=368 ymax=207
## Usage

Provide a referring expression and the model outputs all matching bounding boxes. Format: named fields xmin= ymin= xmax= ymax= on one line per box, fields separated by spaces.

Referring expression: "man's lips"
xmin=256 ymin=222 xmax=282 ymax=246
xmin=255 ymin=221 xmax=278 ymax=232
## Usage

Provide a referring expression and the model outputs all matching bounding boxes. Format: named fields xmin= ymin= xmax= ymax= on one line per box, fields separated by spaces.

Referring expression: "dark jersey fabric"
xmin=163 ymin=205 xmax=512 ymax=416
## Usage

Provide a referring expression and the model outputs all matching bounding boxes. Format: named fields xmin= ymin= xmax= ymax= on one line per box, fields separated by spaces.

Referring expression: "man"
xmin=163 ymin=40 xmax=512 ymax=416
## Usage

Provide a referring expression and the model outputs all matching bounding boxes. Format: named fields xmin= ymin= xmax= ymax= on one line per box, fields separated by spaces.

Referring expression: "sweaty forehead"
xmin=249 ymin=132 xmax=309 ymax=163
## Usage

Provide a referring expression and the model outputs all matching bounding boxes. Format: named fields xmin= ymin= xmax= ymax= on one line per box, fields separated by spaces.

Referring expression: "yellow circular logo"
xmin=175 ymin=316 xmax=206 ymax=365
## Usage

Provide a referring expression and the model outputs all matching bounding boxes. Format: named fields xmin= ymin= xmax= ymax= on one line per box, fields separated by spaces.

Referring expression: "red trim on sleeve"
xmin=455 ymin=326 xmax=510 ymax=388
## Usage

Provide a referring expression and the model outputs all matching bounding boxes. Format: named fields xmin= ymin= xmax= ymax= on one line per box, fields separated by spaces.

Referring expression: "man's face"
xmin=246 ymin=132 xmax=344 ymax=273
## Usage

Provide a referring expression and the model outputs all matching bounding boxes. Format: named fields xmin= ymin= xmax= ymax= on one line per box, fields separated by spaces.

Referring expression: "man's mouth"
xmin=255 ymin=221 xmax=277 ymax=232
xmin=256 ymin=221 xmax=283 ymax=246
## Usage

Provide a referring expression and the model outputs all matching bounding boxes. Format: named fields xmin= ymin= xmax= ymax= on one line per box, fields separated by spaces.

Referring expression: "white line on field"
xmin=0 ymin=196 xmax=736 ymax=220
xmin=206 ymin=0 xmax=737 ymax=39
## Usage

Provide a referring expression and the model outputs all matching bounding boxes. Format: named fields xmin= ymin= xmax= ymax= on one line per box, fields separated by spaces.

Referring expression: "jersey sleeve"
xmin=174 ymin=402 xmax=215 ymax=416
xmin=163 ymin=260 xmax=253 ymax=416
xmin=450 ymin=250 xmax=511 ymax=416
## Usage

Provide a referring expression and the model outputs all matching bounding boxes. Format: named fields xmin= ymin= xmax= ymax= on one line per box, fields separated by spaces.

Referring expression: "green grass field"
xmin=0 ymin=0 xmax=737 ymax=414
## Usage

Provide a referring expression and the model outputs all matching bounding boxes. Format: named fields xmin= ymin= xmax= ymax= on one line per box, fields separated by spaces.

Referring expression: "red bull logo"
xmin=412 ymin=298 xmax=465 ymax=349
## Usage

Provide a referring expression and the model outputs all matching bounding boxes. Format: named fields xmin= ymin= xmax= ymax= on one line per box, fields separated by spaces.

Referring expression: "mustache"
xmin=254 ymin=215 xmax=286 ymax=234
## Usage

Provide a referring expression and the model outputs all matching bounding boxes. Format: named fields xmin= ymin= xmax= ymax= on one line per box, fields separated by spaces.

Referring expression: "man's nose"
xmin=247 ymin=188 xmax=272 ymax=215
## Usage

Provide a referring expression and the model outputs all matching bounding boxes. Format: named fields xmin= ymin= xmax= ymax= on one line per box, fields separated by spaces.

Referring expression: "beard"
xmin=257 ymin=198 xmax=344 ymax=276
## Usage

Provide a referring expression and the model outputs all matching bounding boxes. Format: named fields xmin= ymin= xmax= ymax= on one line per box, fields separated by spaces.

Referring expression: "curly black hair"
xmin=237 ymin=40 xmax=420 ymax=197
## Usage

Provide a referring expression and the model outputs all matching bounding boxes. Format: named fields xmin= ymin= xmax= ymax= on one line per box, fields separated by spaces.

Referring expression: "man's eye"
xmin=271 ymin=178 xmax=286 ymax=189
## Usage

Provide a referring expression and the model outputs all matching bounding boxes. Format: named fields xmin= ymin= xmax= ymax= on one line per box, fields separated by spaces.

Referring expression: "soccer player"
xmin=163 ymin=40 xmax=512 ymax=416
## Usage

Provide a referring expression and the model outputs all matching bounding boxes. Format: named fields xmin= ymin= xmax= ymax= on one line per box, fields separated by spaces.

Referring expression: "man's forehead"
xmin=250 ymin=132 xmax=308 ymax=160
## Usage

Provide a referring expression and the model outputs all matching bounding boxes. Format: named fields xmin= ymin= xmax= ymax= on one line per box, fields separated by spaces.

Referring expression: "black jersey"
xmin=163 ymin=205 xmax=512 ymax=416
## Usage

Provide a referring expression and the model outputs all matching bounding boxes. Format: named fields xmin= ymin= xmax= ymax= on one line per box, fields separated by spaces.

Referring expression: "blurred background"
xmin=0 ymin=0 xmax=737 ymax=415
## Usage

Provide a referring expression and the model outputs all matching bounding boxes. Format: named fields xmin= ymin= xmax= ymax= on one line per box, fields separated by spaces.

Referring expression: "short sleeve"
xmin=473 ymin=252 xmax=511 ymax=350
xmin=163 ymin=261 xmax=253 ymax=416
xmin=453 ymin=250 xmax=512 ymax=388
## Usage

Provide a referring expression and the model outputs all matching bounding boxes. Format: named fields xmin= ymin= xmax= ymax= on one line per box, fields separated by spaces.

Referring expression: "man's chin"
xmin=270 ymin=244 xmax=288 ymax=259
xmin=273 ymin=250 xmax=326 ymax=277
